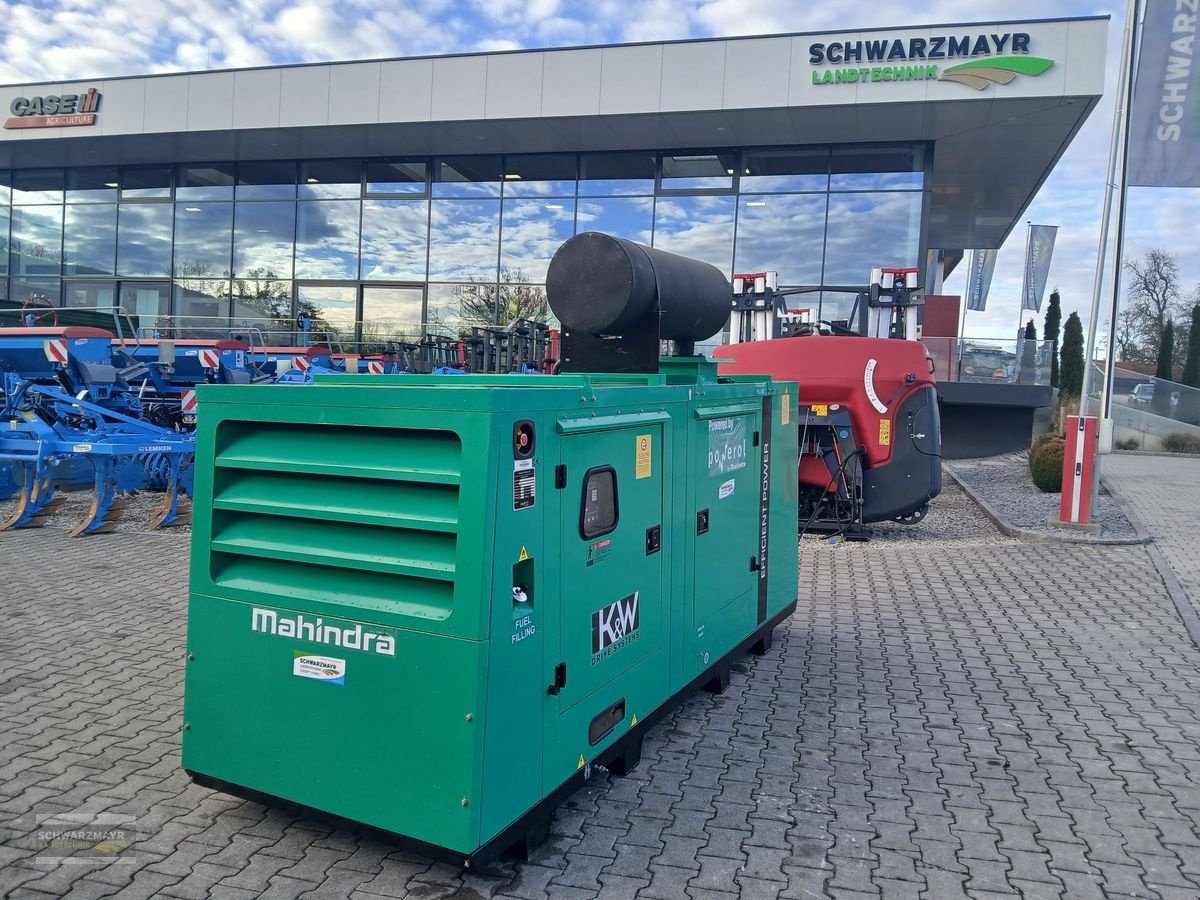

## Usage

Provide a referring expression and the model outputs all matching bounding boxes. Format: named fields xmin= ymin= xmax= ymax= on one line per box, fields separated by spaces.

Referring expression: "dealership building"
xmin=0 ymin=16 xmax=1106 ymax=344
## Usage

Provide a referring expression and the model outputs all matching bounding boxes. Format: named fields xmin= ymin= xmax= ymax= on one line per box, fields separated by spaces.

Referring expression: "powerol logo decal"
xmin=939 ymin=56 xmax=1055 ymax=90
xmin=591 ymin=592 xmax=640 ymax=663
xmin=251 ymin=607 xmax=396 ymax=656
xmin=293 ymin=651 xmax=346 ymax=684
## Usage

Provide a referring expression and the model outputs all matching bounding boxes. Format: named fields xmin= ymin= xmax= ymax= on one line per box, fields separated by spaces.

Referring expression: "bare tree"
xmin=1125 ymin=249 xmax=1187 ymax=359
xmin=1115 ymin=306 xmax=1149 ymax=363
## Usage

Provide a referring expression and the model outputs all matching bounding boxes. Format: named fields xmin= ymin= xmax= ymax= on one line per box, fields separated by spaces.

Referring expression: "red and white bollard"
xmin=1059 ymin=415 xmax=1098 ymax=527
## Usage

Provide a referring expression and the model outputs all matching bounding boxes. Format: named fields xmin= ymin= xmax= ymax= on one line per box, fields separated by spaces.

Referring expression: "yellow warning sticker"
xmin=577 ymin=754 xmax=586 ymax=770
xmin=631 ymin=713 xmax=638 ymax=727
xmin=879 ymin=419 xmax=892 ymax=446
xmin=812 ymin=404 xmax=829 ymax=417
xmin=518 ymin=545 xmax=529 ymax=562
xmin=782 ymin=392 xmax=791 ymax=426
xmin=635 ymin=434 xmax=652 ymax=479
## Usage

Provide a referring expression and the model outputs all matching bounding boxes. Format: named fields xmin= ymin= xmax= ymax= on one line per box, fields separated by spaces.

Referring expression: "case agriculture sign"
xmin=808 ymin=31 xmax=1054 ymax=91
xmin=5 ymin=88 xmax=101 ymax=129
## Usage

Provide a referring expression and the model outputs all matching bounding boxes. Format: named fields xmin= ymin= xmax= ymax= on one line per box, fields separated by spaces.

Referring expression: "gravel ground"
xmin=803 ymin=476 xmax=1014 ymax=547
xmin=0 ymin=486 xmax=191 ymax=535
xmin=947 ymin=452 xmax=1139 ymax=540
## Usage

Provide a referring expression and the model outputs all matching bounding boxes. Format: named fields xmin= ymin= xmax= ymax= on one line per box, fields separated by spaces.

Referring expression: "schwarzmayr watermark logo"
xmin=809 ymin=31 xmax=1054 ymax=90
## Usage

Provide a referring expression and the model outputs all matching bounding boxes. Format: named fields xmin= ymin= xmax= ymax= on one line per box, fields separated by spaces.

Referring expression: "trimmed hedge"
xmin=1162 ymin=432 xmax=1200 ymax=454
xmin=1029 ymin=436 xmax=1065 ymax=493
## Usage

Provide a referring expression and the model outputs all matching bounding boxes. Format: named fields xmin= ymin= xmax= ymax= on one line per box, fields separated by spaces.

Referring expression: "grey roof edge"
xmin=0 ymin=15 xmax=1111 ymax=90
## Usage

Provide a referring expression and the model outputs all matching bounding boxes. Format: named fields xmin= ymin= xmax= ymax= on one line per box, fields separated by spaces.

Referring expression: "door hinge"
xmin=753 ymin=430 xmax=760 ymax=447
xmin=547 ymin=662 xmax=567 ymax=695
xmin=750 ymin=556 xmax=760 ymax=572
xmin=554 ymin=464 xmax=567 ymax=489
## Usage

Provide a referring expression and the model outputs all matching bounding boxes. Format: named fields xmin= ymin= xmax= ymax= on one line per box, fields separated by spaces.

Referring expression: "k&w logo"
xmin=591 ymin=592 xmax=640 ymax=661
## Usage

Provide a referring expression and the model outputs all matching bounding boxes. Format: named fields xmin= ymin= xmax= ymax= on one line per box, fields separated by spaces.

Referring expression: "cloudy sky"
xmin=0 ymin=0 xmax=1186 ymax=342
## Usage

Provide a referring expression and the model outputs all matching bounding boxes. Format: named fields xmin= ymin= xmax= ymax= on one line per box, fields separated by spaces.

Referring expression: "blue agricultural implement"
xmin=0 ymin=326 xmax=196 ymax=534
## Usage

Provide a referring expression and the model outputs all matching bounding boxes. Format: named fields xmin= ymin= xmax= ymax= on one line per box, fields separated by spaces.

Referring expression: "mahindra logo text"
xmin=251 ymin=607 xmax=395 ymax=656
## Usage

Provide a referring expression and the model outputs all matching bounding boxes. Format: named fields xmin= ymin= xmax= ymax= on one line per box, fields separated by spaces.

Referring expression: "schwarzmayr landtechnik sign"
xmin=4 ymin=87 xmax=101 ymax=129
xmin=809 ymin=31 xmax=1054 ymax=90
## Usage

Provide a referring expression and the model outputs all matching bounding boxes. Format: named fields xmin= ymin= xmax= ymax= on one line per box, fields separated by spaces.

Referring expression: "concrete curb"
xmin=1112 ymin=449 xmax=1200 ymax=459
xmin=944 ymin=466 xmax=1151 ymax=546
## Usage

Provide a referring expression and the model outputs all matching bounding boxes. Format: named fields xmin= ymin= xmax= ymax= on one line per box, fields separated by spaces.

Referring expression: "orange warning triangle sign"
xmin=577 ymin=754 xmax=585 ymax=769
xmin=631 ymin=713 xmax=638 ymax=727
xmin=518 ymin=545 xmax=529 ymax=562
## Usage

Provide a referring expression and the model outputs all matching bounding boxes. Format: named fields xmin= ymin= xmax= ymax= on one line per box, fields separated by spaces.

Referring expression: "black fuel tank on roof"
xmin=546 ymin=232 xmax=731 ymax=342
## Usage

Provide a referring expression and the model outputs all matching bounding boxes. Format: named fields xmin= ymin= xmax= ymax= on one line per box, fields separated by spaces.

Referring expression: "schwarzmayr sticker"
xmin=293 ymin=651 xmax=346 ymax=684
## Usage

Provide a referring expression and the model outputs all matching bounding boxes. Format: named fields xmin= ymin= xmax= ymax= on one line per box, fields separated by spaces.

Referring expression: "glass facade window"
xmin=237 ymin=161 xmax=297 ymax=200
xmin=299 ymin=159 xmax=361 ymax=199
xmin=12 ymin=276 xmax=61 ymax=307
xmin=10 ymin=206 xmax=63 ymax=276
xmin=575 ymin=197 xmax=654 ymax=243
xmin=174 ymin=202 xmax=232 ymax=278
xmin=64 ymin=204 xmax=117 ymax=276
xmin=233 ymin=201 xmax=295 ymax=279
xmin=231 ymin=278 xmax=292 ymax=325
xmin=0 ymin=207 xmax=10 ymax=277
xmin=660 ymin=153 xmax=737 ymax=191
xmin=67 ymin=168 xmax=119 ymax=204
xmin=428 ymin=199 xmax=500 ymax=281
xmin=652 ymin=195 xmax=736 ymax=277
xmin=579 ymin=152 xmax=656 ymax=196
xmin=121 ymin=166 xmax=172 ymax=201
xmin=177 ymin=164 xmax=235 ymax=201
xmin=297 ymin=283 xmax=357 ymax=341
xmin=830 ymin=145 xmax=925 ymax=190
xmin=64 ymin=280 xmax=117 ymax=309
xmin=121 ymin=283 xmax=171 ymax=321
xmin=500 ymin=199 xmax=574 ymax=283
xmin=734 ymin=194 xmax=827 ymax=285
xmin=174 ymin=278 xmax=230 ymax=323
xmin=501 ymin=155 xmax=577 ymax=197
xmin=741 ymin=148 xmax=830 ymax=193
xmin=822 ymin=192 xmax=923 ymax=285
xmin=426 ymin=282 xmax=473 ymax=329
xmin=295 ymin=200 xmax=360 ymax=280
xmin=360 ymin=200 xmax=428 ymax=281
xmin=362 ymin=285 xmax=424 ymax=340
xmin=12 ymin=170 xmax=64 ymax=205
xmin=116 ymin=203 xmax=172 ymax=277
xmin=0 ymin=142 xmax=929 ymax=344
xmin=433 ymin=157 xmax=502 ymax=197
xmin=365 ymin=160 xmax=427 ymax=195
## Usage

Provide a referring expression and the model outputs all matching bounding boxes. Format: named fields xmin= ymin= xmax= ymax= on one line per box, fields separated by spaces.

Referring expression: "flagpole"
xmin=1018 ymin=221 xmax=1032 ymax=339
xmin=1100 ymin=0 xmax=1143 ymax=429
xmin=1081 ymin=0 xmax=1138 ymax=419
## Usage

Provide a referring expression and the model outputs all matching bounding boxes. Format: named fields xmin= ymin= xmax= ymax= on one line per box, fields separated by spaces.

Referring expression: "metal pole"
xmin=1102 ymin=0 xmax=1142 ymax=425
xmin=1018 ymin=221 xmax=1031 ymax=340
xmin=1080 ymin=0 xmax=1137 ymax=417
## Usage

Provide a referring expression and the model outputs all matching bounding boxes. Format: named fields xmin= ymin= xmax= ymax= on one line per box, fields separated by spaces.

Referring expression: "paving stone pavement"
xmin=1103 ymin=453 xmax=1200 ymax=604
xmin=3 ymin=482 xmax=1200 ymax=899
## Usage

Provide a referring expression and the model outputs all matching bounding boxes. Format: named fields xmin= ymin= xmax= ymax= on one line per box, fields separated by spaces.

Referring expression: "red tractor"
xmin=714 ymin=268 xmax=941 ymax=539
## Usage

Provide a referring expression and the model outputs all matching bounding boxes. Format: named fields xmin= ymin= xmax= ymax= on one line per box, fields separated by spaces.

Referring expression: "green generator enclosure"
xmin=182 ymin=359 xmax=798 ymax=864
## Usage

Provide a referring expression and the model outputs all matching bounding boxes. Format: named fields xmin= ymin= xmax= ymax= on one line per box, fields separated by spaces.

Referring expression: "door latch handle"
xmin=547 ymin=662 xmax=567 ymax=695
